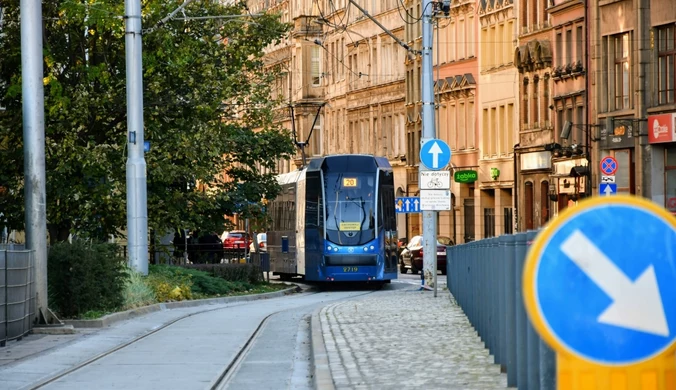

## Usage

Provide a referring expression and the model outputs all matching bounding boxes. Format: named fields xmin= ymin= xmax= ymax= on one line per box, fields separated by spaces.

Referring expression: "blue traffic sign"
xmin=599 ymin=183 xmax=617 ymax=196
xmin=600 ymin=156 xmax=618 ymax=176
xmin=523 ymin=196 xmax=676 ymax=365
xmin=419 ymin=139 xmax=451 ymax=170
xmin=395 ymin=197 xmax=420 ymax=213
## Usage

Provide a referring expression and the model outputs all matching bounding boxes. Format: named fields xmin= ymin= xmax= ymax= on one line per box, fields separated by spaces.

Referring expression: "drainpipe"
xmin=636 ymin=0 xmax=650 ymax=198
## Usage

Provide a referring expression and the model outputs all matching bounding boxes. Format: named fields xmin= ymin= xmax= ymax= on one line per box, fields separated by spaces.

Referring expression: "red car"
xmin=222 ymin=230 xmax=251 ymax=249
xmin=399 ymin=235 xmax=454 ymax=275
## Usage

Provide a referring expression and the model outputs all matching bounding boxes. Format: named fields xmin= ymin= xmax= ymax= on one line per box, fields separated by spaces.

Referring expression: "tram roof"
xmin=276 ymin=169 xmax=304 ymax=186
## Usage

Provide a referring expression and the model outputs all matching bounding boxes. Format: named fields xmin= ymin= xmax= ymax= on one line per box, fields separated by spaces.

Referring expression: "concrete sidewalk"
xmin=312 ymin=286 xmax=510 ymax=390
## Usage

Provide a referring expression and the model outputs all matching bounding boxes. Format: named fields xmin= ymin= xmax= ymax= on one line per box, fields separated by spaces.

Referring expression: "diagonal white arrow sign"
xmin=428 ymin=141 xmax=443 ymax=168
xmin=560 ymin=229 xmax=669 ymax=337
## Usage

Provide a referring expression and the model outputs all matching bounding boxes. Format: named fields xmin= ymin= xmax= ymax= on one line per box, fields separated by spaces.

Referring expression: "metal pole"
xmin=421 ymin=0 xmax=437 ymax=290
xmin=21 ymin=0 xmax=49 ymax=323
xmin=125 ymin=0 xmax=148 ymax=275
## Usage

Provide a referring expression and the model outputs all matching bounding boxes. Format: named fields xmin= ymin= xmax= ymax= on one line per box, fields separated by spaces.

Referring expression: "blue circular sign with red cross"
xmin=600 ymin=156 xmax=618 ymax=176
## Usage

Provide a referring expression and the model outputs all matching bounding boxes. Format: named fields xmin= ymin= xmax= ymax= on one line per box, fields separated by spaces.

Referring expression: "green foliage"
xmin=145 ymin=274 xmax=193 ymax=302
xmin=184 ymin=263 xmax=263 ymax=284
xmin=148 ymin=264 xmax=250 ymax=298
xmin=0 ymin=0 xmax=294 ymax=242
xmin=122 ymin=268 xmax=157 ymax=309
xmin=48 ymin=240 xmax=127 ymax=319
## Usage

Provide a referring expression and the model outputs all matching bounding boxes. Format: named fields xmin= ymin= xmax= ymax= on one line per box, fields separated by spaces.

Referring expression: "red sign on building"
xmin=648 ymin=113 xmax=676 ymax=144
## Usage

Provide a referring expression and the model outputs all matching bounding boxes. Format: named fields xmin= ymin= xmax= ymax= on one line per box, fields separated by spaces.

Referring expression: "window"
xmin=566 ymin=29 xmax=572 ymax=64
xmin=657 ymin=24 xmax=676 ymax=105
xmin=576 ymin=26 xmax=583 ymax=64
xmin=524 ymin=182 xmax=534 ymax=230
xmin=556 ymin=32 xmax=563 ymax=67
xmin=614 ymin=33 xmax=630 ymax=109
xmin=522 ymin=79 xmax=529 ymax=126
xmin=310 ymin=124 xmax=321 ymax=156
xmin=533 ymin=77 xmax=540 ymax=126
xmin=311 ymin=46 xmax=321 ymax=86
xmin=483 ymin=208 xmax=495 ymax=238
xmin=504 ymin=207 xmax=514 ymax=234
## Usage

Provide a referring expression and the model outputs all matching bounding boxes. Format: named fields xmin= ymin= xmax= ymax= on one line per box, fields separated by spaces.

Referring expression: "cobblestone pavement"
xmin=317 ymin=287 xmax=510 ymax=390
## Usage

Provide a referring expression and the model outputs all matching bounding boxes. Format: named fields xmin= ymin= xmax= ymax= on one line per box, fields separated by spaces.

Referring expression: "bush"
xmin=48 ymin=240 xmax=127 ymax=318
xmin=122 ymin=268 xmax=156 ymax=309
xmin=184 ymin=263 xmax=262 ymax=284
xmin=148 ymin=264 xmax=251 ymax=298
xmin=145 ymin=265 xmax=193 ymax=302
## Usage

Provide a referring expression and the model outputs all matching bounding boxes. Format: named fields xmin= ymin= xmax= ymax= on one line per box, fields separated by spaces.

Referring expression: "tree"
xmin=0 ymin=0 xmax=294 ymax=243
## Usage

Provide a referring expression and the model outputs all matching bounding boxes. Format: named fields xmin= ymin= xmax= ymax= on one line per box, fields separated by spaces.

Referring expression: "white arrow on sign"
xmin=404 ymin=199 xmax=410 ymax=211
xmin=413 ymin=199 xmax=419 ymax=211
xmin=603 ymin=185 xmax=613 ymax=196
xmin=428 ymin=141 xmax=443 ymax=168
xmin=560 ymin=230 xmax=669 ymax=336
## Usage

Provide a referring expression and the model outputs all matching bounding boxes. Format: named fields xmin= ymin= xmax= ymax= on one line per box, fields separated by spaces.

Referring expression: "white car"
xmin=249 ymin=232 xmax=267 ymax=253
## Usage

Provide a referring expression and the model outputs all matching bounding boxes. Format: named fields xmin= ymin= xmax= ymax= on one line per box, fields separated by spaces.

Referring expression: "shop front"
xmin=647 ymin=112 xmax=676 ymax=213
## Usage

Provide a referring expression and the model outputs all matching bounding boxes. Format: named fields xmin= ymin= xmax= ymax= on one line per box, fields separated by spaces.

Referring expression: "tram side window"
xmin=378 ymin=170 xmax=396 ymax=231
xmin=285 ymin=201 xmax=295 ymax=230
xmin=305 ymin=174 xmax=324 ymax=229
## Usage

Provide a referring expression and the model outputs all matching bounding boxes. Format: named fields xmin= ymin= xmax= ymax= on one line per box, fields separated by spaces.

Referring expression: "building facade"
xmin=548 ymin=0 xmax=590 ymax=216
xmin=514 ymin=0 xmax=554 ymax=231
xmin=256 ymin=0 xmax=409 ymax=237
xmin=254 ymin=0 xmax=676 ymax=240
xmin=591 ymin=0 xmax=676 ymax=213
xmin=477 ymin=0 xmax=518 ymax=240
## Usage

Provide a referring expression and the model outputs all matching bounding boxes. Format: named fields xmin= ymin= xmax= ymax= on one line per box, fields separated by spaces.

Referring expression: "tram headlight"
xmin=363 ymin=247 xmax=368 ymax=252
xmin=369 ymin=245 xmax=375 ymax=250
xmin=327 ymin=245 xmax=332 ymax=251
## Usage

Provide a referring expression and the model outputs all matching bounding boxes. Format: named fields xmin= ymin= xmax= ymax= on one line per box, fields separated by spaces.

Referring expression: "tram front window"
xmin=325 ymin=173 xmax=376 ymax=246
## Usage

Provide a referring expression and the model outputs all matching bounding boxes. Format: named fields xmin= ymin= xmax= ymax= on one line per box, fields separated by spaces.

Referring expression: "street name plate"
xmin=420 ymin=189 xmax=451 ymax=211
xmin=420 ymin=171 xmax=451 ymax=189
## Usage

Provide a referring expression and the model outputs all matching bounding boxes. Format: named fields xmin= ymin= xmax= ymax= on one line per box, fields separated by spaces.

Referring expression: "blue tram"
xmin=266 ymin=154 xmax=399 ymax=283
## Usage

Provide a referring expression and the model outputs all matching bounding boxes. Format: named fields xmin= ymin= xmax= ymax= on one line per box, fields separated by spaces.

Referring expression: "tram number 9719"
xmin=343 ymin=266 xmax=359 ymax=272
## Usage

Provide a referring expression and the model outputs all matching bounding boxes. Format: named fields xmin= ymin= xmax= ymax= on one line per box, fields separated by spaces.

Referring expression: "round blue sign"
xmin=531 ymin=199 xmax=676 ymax=365
xmin=419 ymin=139 xmax=451 ymax=171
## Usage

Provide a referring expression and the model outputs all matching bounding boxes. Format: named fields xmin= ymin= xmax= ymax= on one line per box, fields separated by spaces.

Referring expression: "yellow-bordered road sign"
xmin=523 ymin=195 xmax=676 ymax=367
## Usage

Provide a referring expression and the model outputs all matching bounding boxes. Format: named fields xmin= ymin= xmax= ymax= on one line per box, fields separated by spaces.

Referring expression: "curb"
xmin=311 ymin=306 xmax=335 ymax=390
xmin=62 ymin=285 xmax=302 ymax=329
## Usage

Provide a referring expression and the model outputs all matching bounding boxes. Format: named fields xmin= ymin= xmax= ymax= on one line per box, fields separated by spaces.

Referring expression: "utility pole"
xmin=421 ymin=0 xmax=437 ymax=289
xmin=124 ymin=0 xmax=149 ymax=275
xmin=21 ymin=0 xmax=49 ymax=322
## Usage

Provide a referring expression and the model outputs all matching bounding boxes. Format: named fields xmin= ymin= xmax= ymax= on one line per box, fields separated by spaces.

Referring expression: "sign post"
xmin=523 ymin=195 xmax=676 ymax=389
xmin=419 ymin=138 xmax=451 ymax=295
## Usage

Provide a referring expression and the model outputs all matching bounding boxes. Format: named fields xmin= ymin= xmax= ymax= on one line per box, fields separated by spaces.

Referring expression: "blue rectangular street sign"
xmin=599 ymin=183 xmax=617 ymax=196
xmin=395 ymin=197 xmax=420 ymax=213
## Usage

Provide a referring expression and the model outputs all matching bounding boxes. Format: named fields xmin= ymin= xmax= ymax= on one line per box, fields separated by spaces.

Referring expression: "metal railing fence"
xmin=446 ymin=231 xmax=556 ymax=390
xmin=0 ymin=248 xmax=35 ymax=347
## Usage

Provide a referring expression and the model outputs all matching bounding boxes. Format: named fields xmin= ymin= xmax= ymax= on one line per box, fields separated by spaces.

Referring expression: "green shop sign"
xmin=454 ymin=170 xmax=478 ymax=183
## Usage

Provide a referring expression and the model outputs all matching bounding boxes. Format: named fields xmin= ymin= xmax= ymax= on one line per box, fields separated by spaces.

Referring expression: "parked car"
xmin=399 ymin=235 xmax=454 ymax=275
xmin=249 ymin=232 xmax=267 ymax=253
xmin=221 ymin=230 xmax=251 ymax=250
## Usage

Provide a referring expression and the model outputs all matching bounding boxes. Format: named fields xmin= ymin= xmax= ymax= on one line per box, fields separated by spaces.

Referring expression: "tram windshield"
xmin=324 ymin=173 xmax=376 ymax=245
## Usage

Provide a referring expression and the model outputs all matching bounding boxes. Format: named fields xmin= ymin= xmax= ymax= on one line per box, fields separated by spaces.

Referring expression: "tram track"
xmin=25 ymin=286 xmax=381 ymax=390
